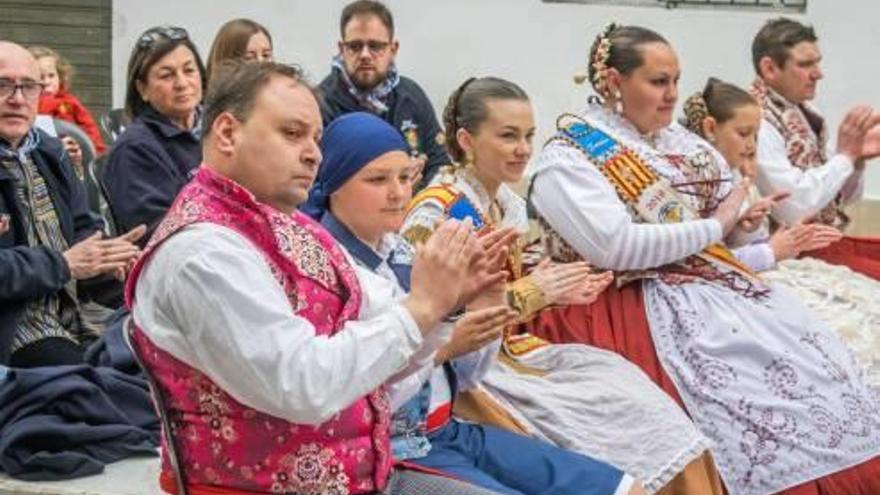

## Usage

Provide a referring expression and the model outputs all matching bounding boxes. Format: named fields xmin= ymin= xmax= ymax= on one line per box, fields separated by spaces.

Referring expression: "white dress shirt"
xmin=133 ymin=223 xmax=427 ymax=426
xmin=756 ymin=121 xmax=864 ymax=225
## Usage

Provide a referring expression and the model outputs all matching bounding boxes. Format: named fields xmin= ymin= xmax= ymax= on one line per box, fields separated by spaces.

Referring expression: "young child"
xmin=29 ymin=46 xmax=106 ymax=155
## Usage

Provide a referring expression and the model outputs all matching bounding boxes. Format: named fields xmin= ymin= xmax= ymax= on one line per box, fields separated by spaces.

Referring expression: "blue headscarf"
xmin=302 ymin=112 xmax=408 ymax=220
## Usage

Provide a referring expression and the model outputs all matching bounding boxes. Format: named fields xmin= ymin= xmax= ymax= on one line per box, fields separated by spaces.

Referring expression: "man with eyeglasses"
xmin=319 ymin=0 xmax=451 ymax=189
xmin=0 ymin=41 xmax=144 ymax=367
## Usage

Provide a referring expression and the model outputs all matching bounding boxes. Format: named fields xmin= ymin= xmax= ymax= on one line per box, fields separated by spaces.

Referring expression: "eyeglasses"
xmin=0 ymin=78 xmax=44 ymax=101
xmin=136 ymin=26 xmax=189 ymax=49
xmin=342 ymin=40 xmax=391 ymax=55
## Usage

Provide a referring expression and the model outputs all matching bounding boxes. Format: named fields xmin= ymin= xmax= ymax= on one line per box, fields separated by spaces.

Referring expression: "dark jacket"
xmin=319 ymin=70 xmax=451 ymax=189
xmin=102 ymin=106 xmax=202 ymax=239
xmin=0 ymin=131 xmax=103 ymax=365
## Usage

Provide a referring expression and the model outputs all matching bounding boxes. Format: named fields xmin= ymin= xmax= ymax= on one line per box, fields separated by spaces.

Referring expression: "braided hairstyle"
xmin=683 ymin=77 xmax=757 ymax=137
xmin=441 ymin=76 xmax=529 ymax=163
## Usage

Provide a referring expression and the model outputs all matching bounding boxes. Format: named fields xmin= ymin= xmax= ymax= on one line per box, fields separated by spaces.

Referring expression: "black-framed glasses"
xmin=0 ymin=78 xmax=44 ymax=101
xmin=136 ymin=26 xmax=189 ymax=49
xmin=342 ymin=40 xmax=390 ymax=55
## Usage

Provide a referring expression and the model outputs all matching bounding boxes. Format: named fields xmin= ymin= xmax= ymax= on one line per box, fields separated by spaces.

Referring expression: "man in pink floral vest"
xmin=125 ymin=60 xmax=505 ymax=495
xmin=750 ymin=17 xmax=880 ymax=279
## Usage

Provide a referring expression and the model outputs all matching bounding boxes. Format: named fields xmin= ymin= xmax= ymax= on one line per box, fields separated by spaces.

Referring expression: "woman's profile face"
xmin=616 ymin=42 xmax=680 ymax=135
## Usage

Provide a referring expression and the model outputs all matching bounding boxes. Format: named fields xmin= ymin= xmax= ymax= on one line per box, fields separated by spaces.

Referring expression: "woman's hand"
xmin=529 ymin=259 xmax=597 ymax=305
xmin=769 ymin=223 xmax=843 ymax=262
xmin=737 ymin=190 xmax=790 ymax=233
xmin=553 ymin=270 xmax=614 ymax=306
xmin=435 ymin=306 xmax=518 ymax=363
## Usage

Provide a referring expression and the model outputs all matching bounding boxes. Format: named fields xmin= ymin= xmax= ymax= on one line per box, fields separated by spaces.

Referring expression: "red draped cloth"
xmin=804 ymin=235 xmax=880 ymax=280
xmin=526 ymin=282 xmax=880 ymax=495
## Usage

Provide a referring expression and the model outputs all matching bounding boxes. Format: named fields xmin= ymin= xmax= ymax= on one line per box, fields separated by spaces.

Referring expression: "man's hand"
xmin=836 ymin=105 xmax=876 ymax=162
xmin=860 ymin=116 xmax=880 ymax=161
xmin=60 ymin=136 xmax=84 ymax=175
xmin=0 ymin=214 xmax=9 ymax=235
xmin=62 ymin=225 xmax=146 ymax=280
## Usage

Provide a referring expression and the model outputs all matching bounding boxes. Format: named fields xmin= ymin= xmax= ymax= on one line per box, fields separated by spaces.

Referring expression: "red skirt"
xmin=526 ymin=282 xmax=880 ymax=495
xmin=805 ymin=235 xmax=880 ymax=280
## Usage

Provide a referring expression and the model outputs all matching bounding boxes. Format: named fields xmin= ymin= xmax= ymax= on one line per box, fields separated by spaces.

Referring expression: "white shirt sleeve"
xmin=756 ymin=121 xmax=858 ymax=225
xmin=133 ymin=224 xmax=425 ymax=425
xmin=452 ymin=336 xmax=502 ymax=392
xmin=531 ymin=144 xmax=723 ymax=270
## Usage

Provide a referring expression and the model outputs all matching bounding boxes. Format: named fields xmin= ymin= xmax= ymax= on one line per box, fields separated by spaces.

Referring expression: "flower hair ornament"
xmin=587 ymin=22 xmax=618 ymax=98
xmin=683 ymin=91 xmax=711 ymax=138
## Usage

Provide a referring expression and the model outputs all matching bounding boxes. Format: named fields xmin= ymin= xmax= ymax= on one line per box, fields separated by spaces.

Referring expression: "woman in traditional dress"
xmin=527 ymin=23 xmax=880 ymax=495
xmin=681 ymin=77 xmax=880 ymax=386
xmin=400 ymin=78 xmax=725 ymax=494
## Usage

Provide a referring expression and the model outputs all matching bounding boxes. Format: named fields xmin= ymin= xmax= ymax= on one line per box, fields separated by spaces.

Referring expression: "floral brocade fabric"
xmin=126 ymin=167 xmax=392 ymax=495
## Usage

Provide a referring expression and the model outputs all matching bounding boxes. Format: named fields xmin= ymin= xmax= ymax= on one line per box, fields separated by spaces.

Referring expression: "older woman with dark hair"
xmin=102 ymin=25 xmax=205 ymax=241
xmin=206 ymin=18 xmax=273 ymax=83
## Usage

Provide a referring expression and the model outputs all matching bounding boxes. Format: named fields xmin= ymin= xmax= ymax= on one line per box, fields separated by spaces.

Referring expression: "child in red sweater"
xmin=29 ymin=46 xmax=107 ymax=155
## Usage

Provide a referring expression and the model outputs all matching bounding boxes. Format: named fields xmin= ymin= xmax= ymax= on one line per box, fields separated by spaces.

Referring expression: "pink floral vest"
xmin=125 ymin=167 xmax=391 ymax=495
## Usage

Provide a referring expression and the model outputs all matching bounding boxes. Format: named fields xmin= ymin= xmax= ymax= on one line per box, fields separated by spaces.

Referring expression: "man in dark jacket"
xmin=0 ymin=41 xmax=144 ymax=367
xmin=319 ymin=0 xmax=451 ymax=189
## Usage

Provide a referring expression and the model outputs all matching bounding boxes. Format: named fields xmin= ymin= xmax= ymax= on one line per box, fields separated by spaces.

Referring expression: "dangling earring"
xmin=613 ymin=90 xmax=624 ymax=114
xmin=464 ymin=150 xmax=475 ymax=167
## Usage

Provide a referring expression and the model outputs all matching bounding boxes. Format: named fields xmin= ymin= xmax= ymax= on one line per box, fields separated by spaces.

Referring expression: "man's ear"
xmin=758 ymin=55 xmax=779 ymax=81
xmin=212 ymin=112 xmax=239 ymax=157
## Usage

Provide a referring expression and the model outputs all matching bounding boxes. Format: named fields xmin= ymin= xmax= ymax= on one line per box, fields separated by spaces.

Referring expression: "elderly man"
xmin=319 ymin=0 xmax=450 ymax=189
xmin=750 ymin=18 xmax=880 ymax=278
xmin=127 ymin=59 xmax=505 ymax=494
xmin=0 ymin=41 xmax=143 ymax=367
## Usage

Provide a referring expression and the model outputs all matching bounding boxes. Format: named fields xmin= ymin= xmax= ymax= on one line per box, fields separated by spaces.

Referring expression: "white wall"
xmin=112 ymin=0 xmax=880 ymax=197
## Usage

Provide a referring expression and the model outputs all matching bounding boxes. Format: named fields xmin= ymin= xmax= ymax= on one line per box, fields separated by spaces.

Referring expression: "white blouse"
xmin=530 ymin=108 xmax=724 ymax=270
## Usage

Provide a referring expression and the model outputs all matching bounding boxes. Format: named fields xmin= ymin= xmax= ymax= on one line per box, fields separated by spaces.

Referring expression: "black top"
xmin=318 ymin=69 xmax=451 ymax=189
xmin=102 ymin=106 xmax=202 ymax=239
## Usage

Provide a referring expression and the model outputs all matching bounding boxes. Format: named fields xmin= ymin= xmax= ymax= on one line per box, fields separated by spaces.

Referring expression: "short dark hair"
xmin=124 ymin=26 xmax=207 ymax=119
xmin=202 ymin=60 xmax=314 ymax=139
xmin=751 ymin=17 xmax=818 ymax=75
xmin=340 ymin=0 xmax=394 ymax=39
